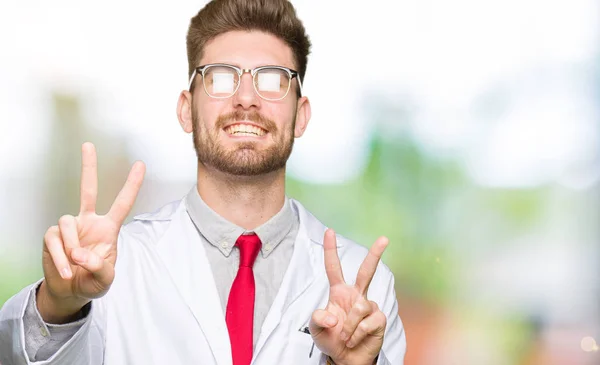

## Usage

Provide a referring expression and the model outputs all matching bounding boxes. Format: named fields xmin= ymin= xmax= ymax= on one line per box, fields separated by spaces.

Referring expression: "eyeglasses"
xmin=187 ymin=63 xmax=303 ymax=101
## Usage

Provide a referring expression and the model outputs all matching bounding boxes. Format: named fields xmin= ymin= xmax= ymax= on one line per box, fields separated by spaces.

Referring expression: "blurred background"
xmin=1 ymin=0 xmax=599 ymax=364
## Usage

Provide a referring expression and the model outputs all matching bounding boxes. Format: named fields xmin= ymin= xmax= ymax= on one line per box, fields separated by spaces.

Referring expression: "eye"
xmin=203 ymin=66 xmax=239 ymax=97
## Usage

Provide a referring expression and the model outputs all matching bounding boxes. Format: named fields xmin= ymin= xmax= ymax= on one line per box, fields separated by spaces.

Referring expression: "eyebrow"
xmin=205 ymin=62 xmax=294 ymax=70
xmin=217 ymin=61 xmax=242 ymax=68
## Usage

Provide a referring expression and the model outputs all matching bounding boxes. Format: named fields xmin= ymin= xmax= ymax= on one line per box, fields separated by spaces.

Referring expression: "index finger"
xmin=323 ymin=228 xmax=345 ymax=286
xmin=106 ymin=161 xmax=146 ymax=225
xmin=79 ymin=142 xmax=98 ymax=214
xmin=355 ymin=236 xmax=389 ymax=295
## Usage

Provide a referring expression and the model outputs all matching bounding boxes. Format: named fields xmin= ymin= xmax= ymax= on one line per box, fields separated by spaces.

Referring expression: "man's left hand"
xmin=309 ymin=229 xmax=389 ymax=365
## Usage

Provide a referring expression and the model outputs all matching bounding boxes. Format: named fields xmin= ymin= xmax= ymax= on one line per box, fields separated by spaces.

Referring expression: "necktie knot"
xmin=236 ymin=233 xmax=261 ymax=268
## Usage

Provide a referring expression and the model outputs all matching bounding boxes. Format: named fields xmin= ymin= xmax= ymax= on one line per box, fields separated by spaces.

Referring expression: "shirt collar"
xmin=184 ymin=185 xmax=296 ymax=258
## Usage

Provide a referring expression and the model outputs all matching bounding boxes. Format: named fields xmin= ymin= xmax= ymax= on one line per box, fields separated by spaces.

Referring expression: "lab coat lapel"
xmin=253 ymin=200 xmax=324 ymax=358
xmin=155 ymin=202 xmax=232 ymax=365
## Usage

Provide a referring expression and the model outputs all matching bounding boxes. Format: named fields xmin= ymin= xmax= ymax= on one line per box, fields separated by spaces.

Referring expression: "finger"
xmin=323 ymin=229 xmax=345 ymax=286
xmin=346 ymin=304 xmax=386 ymax=349
xmin=79 ymin=142 xmax=98 ymax=214
xmin=58 ymin=215 xmax=81 ymax=258
xmin=340 ymin=297 xmax=373 ymax=342
xmin=355 ymin=236 xmax=389 ymax=295
xmin=71 ymin=247 xmax=115 ymax=284
xmin=309 ymin=309 xmax=339 ymax=337
xmin=44 ymin=226 xmax=72 ymax=280
xmin=107 ymin=161 xmax=146 ymax=225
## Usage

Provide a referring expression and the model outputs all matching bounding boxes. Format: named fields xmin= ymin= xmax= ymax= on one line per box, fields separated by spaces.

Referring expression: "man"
xmin=0 ymin=0 xmax=406 ymax=364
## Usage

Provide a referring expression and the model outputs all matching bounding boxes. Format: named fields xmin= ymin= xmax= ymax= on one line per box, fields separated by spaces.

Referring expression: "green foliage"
xmin=0 ymin=251 xmax=43 ymax=307
xmin=287 ymin=132 xmax=547 ymax=304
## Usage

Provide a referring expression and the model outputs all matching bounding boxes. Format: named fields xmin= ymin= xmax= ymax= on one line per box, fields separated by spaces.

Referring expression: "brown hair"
xmin=186 ymin=0 xmax=311 ymax=83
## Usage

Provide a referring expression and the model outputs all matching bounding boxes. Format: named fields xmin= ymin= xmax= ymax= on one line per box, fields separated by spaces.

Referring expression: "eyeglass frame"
xmin=187 ymin=63 xmax=303 ymax=101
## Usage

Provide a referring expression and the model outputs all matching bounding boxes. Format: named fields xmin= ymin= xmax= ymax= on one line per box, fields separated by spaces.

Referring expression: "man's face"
xmin=187 ymin=31 xmax=308 ymax=176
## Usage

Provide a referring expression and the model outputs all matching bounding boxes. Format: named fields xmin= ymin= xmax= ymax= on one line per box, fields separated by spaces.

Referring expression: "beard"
xmin=192 ymin=107 xmax=296 ymax=176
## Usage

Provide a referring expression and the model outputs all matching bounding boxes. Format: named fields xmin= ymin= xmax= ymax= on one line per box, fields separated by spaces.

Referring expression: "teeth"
xmin=225 ymin=124 xmax=266 ymax=136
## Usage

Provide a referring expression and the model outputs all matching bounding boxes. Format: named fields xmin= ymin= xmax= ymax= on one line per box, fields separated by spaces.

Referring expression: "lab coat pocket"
xmin=288 ymin=329 xmax=321 ymax=364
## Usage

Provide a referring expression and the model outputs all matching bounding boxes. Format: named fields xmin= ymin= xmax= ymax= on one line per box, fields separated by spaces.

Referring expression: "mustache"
xmin=215 ymin=110 xmax=277 ymax=132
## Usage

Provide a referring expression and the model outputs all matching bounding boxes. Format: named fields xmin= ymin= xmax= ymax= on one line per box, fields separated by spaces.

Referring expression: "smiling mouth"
xmin=224 ymin=123 xmax=267 ymax=137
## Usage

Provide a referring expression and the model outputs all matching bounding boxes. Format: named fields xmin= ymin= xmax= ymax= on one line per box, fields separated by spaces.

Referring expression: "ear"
xmin=177 ymin=90 xmax=194 ymax=133
xmin=294 ymin=96 xmax=311 ymax=138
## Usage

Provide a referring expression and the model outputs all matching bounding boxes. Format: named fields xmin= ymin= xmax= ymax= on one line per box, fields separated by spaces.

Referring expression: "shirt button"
xmin=40 ymin=326 xmax=49 ymax=337
xmin=265 ymin=244 xmax=272 ymax=251
xmin=221 ymin=241 xmax=228 ymax=249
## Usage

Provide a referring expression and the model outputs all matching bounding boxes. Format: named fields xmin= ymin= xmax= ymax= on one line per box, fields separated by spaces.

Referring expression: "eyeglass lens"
xmin=203 ymin=66 xmax=290 ymax=100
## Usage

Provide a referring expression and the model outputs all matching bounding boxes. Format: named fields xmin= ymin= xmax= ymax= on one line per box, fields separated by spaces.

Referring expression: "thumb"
xmin=71 ymin=247 xmax=115 ymax=285
xmin=309 ymin=309 xmax=338 ymax=337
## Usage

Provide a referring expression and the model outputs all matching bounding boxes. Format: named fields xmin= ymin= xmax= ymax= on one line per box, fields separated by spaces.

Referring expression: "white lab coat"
xmin=0 ymin=198 xmax=406 ymax=365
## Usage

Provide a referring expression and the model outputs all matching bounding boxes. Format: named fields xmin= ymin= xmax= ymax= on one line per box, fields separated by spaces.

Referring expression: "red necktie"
xmin=226 ymin=233 xmax=262 ymax=365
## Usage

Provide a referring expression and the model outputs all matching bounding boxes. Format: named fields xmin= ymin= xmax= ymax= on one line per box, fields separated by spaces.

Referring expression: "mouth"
xmin=223 ymin=122 xmax=268 ymax=137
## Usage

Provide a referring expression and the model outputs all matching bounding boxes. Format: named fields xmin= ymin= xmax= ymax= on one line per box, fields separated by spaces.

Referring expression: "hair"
xmin=186 ymin=0 xmax=311 ymax=83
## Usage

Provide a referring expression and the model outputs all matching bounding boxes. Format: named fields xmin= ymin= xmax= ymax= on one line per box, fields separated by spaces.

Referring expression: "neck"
xmin=196 ymin=163 xmax=286 ymax=230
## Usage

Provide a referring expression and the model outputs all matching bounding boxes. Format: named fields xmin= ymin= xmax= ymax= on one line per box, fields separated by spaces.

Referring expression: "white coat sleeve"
xmin=0 ymin=281 xmax=106 ymax=365
xmin=372 ymin=265 xmax=406 ymax=365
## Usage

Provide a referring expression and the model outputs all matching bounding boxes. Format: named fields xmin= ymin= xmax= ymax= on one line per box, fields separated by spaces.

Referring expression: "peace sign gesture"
xmin=38 ymin=142 xmax=145 ymax=323
xmin=310 ymin=229 xmax=389 ymax=365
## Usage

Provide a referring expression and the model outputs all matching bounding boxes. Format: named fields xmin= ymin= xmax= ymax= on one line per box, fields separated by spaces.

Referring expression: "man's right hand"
xmin=38 ymin=142 xmax=145 ymax=324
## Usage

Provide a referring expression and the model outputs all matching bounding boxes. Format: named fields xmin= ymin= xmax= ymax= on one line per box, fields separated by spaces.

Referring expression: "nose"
xmin=232 ymin=71 xmax=260 ymax=110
